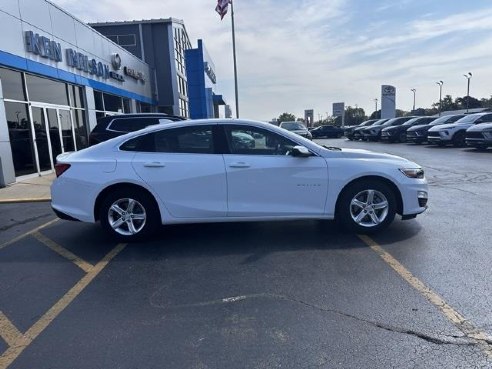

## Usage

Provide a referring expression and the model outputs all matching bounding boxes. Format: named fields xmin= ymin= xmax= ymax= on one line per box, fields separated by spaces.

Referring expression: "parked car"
xmin=465 ymin=122 xmax=492 ymax=149
xmin=427 ymin=112 xmax=492 ymax=147
xmin=344 ymin=119 xmax=379 ymax=140
xmin=406 ymin=114 xmax=466 ymax=144
xmin=381 ymin=117 xmax=436 ymax=143
xmin=362 ymin=117 xmax=416 ymax=141
xmin=51 ymin=119 xmax=428 ymax=241
xmin=352 ymin=119 xmax=387 ymax=140
xmin=279 ymin=121 xmax=312 ymax=139
xmin=88 ymin=113 xmax=186 ymax=146
xmin=311 ymin=125 xmax=344 ymax=138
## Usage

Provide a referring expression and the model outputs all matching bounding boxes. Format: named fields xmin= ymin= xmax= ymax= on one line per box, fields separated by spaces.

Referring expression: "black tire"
xmin=336 ymin=180 xmax=397 ymax=234
xmin=452 ymin=131 xmax=466 ymax=147
xmin=99 ymin=188 xmax=159 ymax=241
xmin=399 ymin=132 xmax=407 ymax=143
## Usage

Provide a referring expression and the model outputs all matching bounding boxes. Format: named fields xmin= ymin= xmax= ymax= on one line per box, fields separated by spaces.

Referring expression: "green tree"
xmin=278 ymin=113 xmax=296 ymax=122
xmin=480 ymin=96 xmax=492 ymax=109
xmin=455 ymin=96 xmax=481 ymax=109
xmin=343 ymin=106 xmax=367 ymax=126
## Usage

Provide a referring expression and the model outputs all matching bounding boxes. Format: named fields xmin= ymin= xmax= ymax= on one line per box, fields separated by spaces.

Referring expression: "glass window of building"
xmin=94 ymin=91 xmax=105 ymax=111
xmin=122 ymin=98 xmax=131 ymax=113
xmin=25 ymin=74 xmax=69 ymax=105
xmin=0 ymin=68 xmax=27 ymax=101
xmin=5 ymin=101 xmax=36 ymax=176
xmin=103 ymin=93 xmax=122 ymax=112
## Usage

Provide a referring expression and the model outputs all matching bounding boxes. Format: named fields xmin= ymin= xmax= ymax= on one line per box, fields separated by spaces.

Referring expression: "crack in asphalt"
xmin=0 ymin=213 xmax=53 ymax=232
xmin=150 ymin=292 xmax=487 ymax=347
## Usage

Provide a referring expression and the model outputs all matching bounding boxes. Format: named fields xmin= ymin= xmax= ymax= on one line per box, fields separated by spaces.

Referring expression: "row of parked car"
xmin=342 ymin=112 xmax=492 ymax=149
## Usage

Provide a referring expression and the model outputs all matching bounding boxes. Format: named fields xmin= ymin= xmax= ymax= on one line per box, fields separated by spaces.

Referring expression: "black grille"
xmin=418 ymin=198 xmax=428 ymax=207
xmin=406 ymin=131 xmax=417 ymax=137
xmin=427 ymin=131 xmax=439 ymax=138
xmin=466 ymin=131 xmax=484 ymax=139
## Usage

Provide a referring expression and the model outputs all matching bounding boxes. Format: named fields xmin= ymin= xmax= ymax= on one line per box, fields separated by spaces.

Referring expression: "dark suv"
xmin=89 ymin=113 xmax=185 ymax=146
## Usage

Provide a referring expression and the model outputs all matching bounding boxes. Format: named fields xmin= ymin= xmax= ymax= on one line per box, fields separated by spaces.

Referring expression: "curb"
xmin=0 ymin=198 xmax=51 ymax=204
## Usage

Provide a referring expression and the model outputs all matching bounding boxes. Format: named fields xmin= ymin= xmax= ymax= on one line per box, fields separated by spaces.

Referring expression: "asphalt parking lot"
xmin=1 ymin=140 xmax=492 ymax=368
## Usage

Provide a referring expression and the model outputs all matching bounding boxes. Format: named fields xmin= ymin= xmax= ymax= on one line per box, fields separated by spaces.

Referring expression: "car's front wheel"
xmin=337 ymin=180 xmax=396 ymax=233
xmin=100 ymin=188 xmax=159 ymax=241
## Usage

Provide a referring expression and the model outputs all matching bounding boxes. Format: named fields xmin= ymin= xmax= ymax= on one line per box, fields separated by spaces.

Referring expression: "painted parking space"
xmin=1 ymin=213 xmax=491 ymax=368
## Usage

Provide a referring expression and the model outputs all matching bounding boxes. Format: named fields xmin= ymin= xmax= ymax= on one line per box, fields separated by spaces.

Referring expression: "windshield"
xmin=429 ymin=115 xmax=465 ymax=126
xmin=455 ymin=114 xmax=482 ymax=124
xmin=281 ymin=122 xmax=307 ymax=130
xmin=401 ymin=118 xmax=420 ymax=126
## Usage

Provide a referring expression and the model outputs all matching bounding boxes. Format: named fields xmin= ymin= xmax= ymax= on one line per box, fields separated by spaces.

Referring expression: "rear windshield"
xmin=281 ymin=122 xmax=306 ymax=130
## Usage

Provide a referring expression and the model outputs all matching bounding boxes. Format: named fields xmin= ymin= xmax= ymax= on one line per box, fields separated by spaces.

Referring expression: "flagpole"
xmin=230 ymin=0 xmax=239 ymax=118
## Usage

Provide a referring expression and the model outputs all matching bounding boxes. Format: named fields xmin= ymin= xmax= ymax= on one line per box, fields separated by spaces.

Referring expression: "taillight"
xmin=55 ymin=163 xmax=71 ymax=177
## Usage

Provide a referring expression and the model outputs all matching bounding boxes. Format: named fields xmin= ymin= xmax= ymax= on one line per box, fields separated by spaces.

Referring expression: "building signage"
xmin=24 ymin=30 xmax=126 ymax=83
xmin=66 ymin=49 xmax=110 ymax=79
xmin=25 ymin=31 xmax=62 ymax=62
xmin=381 ymin=85 xmax=396 ymax=119
xmin=123 ymin=66 xmax=145 ymax=83
xmin=203 ymin=62 xmax=216 ymax=84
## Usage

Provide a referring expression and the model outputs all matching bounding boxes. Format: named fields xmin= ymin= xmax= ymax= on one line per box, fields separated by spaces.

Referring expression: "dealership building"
xmin=0 ymin=0 xmax=228 ymax=187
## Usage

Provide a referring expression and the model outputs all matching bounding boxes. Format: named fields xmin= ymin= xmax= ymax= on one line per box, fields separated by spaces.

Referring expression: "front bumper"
xmin=466 ymin=137 xmax=491 ymax=147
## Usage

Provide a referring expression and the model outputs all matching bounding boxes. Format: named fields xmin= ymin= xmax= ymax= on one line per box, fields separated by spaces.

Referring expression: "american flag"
xmin=215 ymin=0 xmax=232 ymax=20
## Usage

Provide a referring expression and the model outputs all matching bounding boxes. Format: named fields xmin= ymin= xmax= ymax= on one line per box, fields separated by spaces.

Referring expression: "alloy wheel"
xmin=108 ymin=198 xmax=147 ymax=236
xmin=349 ymin=189 xmax=389 ymax=227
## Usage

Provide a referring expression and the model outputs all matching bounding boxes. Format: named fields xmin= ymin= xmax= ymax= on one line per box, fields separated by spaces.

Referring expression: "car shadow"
xmin=1 ymin=217 xmax=424 ymax=266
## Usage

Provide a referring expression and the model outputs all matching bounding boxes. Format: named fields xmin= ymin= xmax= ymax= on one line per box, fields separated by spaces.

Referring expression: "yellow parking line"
xmin=32 ymin=232 xmax=93 ymax=273
xmin=0 ymin=219 xmax=59 ymax=252
xmin=0 ymin=312 xmax=23 ymax=348
xmin=0 ymin=243 xmax=127 ymax=369
xmin=358 ymin=234 xmax=492 ymax=357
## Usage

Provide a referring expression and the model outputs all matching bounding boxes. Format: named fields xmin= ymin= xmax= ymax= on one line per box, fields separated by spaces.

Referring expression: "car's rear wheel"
xmin=337 ymin=180 xmax=396 ymax=233
xmin=100 ymin=189 xmax=159 ymax=241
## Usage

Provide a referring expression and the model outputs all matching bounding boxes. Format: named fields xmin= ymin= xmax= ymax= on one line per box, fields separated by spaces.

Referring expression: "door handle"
xmin=144 ymin=162 xmax=165 ymax=168
xmin=229 ymin=162 xmax=250 ymax=168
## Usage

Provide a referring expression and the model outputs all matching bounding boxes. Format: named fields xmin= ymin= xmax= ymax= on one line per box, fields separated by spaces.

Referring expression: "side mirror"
xmin=290 ymin=145 xmax=312 ymax=157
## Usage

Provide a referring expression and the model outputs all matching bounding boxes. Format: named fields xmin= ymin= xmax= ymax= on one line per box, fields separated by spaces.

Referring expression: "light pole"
xmin=436 ymin=81 xmax=443 ymax=116
xmin=464 ymin=72 xmax=472 ymax=113
xmin=411 ymin=89 xmax=416 ymax=112
xmin=374 ymin=98 xmax=378 ymax=118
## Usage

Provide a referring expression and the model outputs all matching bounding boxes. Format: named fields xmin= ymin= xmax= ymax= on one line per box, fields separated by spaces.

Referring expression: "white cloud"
xmin=51 ymin=0 xmax=492 ymax=120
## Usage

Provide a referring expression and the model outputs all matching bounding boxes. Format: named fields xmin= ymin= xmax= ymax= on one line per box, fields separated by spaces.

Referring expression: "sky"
xmin=52 ymin=0 xmax=492 ymax=121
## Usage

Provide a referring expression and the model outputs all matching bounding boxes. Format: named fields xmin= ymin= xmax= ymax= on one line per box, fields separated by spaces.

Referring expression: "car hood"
xmin=429 ymin=122 xmax=472 ymax=131
xmin=467 ymin=122 xmax=492 ymax=132
xmin=320 ymin=148 xmax=413 ymax=165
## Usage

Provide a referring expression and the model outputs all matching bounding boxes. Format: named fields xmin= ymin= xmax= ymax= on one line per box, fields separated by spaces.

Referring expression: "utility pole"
xmin=411 ymin=89 xmax=416 ymax=112
xmin=464 ymin=72 xmax=472 ymax=113
xmin=436 ymin=81 xmax=443 ymax=116
xmin=374 ymin=98 xmax=378 ymax=118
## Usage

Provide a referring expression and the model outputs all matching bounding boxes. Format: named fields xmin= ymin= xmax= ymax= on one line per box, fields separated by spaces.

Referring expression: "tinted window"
xmin=25 ymin=74 xmax=69 ymax=105
xmin=225 ymin=126 xmax=297 ymax=155
xmin=103 ymin=93 xmax=122 ymax=112
xmin=281 ymin=122 xmax=306 ymax=130
xmin=109 ymin=118 xmax=160 ymax=132
xmin=0 ymin=68 xmax=26 ymax=101
xmin=121 ymin=126 xmax=215 ymax=154
xmin=94 ymin=91 xmax=104 ymax=111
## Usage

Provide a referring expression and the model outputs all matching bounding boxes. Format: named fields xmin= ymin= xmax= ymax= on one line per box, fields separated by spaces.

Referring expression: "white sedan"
xmin=51 ymin=119 xmax=428 ymax=241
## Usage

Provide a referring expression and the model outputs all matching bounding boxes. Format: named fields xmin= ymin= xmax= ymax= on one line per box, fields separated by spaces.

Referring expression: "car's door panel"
xmin=222 ymin=125 xmax=328 ymax=216
xmin=131 ymin=125 xmax=227 ymax=218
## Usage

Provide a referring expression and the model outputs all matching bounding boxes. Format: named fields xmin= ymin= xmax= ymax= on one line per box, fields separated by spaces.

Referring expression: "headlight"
xmin=399 ymin=168 xmax=425 ymax=179
xmin=439 ymin=130 xmax=449 ymax=137
xmin=482 ymin=130 xmax=492 ymax=139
